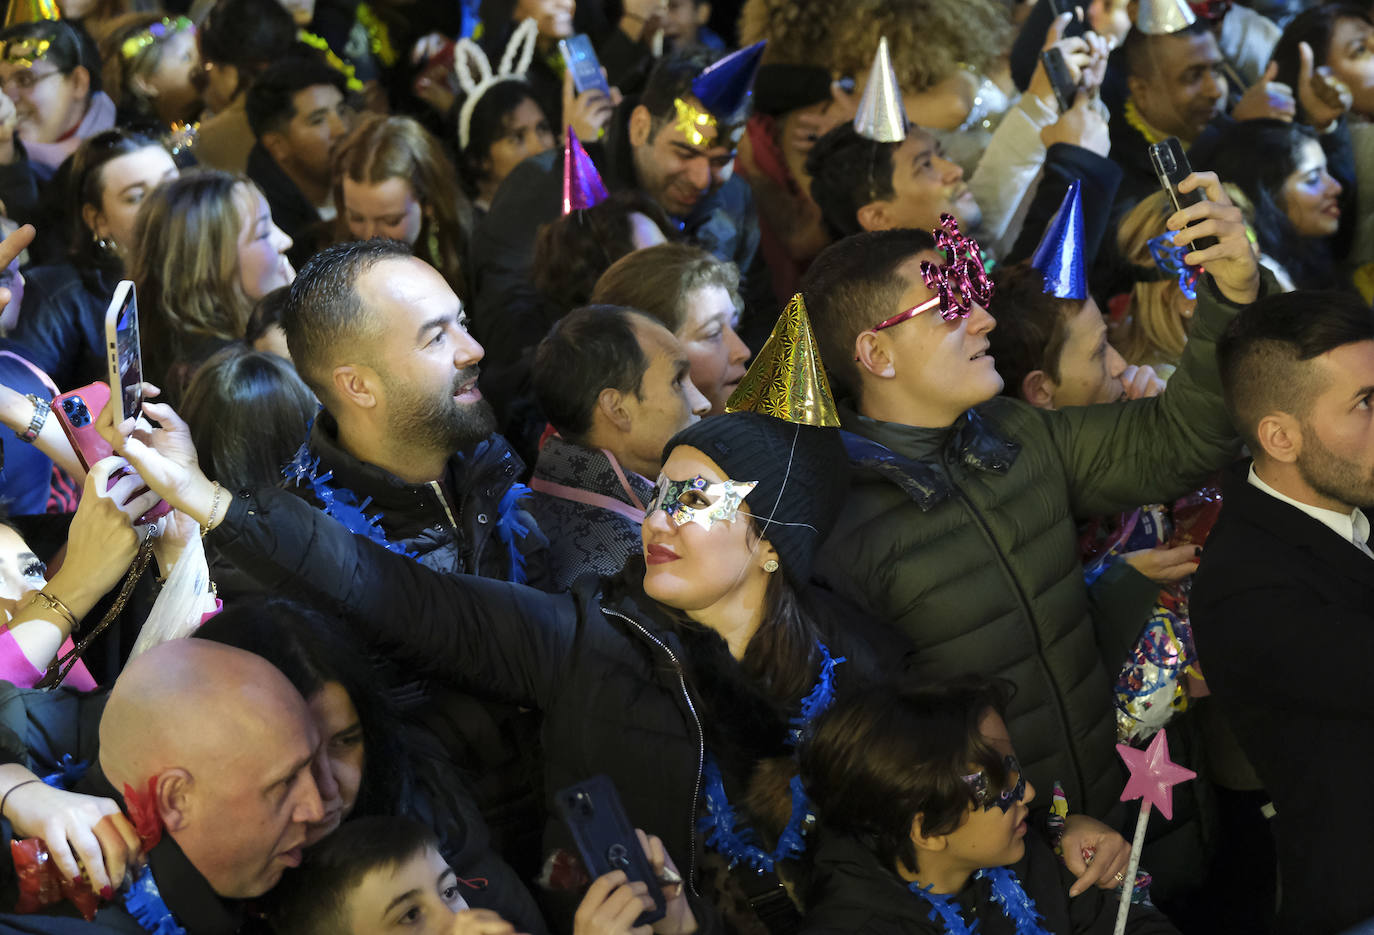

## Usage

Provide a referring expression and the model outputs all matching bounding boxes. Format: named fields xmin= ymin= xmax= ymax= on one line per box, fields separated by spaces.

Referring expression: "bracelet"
xmin=201 ymin=481 xmax=225 ymax=537
xmin=19 ymin=394 xmax=48 ymax=443
xmin=1 ymin=779 xmax=42 ymax=819
xmin=19 ymin=590 xmax=79 ymax=634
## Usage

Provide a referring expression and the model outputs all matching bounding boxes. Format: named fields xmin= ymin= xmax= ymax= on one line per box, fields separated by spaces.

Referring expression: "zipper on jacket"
xmin=602 ymin=607 xmax=704 ymax=898
xmin=945 ymin=470 xmax=1088 ymax=804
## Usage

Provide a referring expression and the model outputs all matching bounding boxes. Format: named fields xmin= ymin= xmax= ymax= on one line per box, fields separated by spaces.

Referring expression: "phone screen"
xmin=560 ymin=35 xmax=610 ymax=97
xmin=116 ymin=290 xmax=142 ymax=421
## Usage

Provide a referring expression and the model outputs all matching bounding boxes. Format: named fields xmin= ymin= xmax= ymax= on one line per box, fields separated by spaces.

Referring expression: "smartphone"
xmin=104 ymin=280 xmax=143 ymax=426
xmin=1147 ymin=137 xmax=1219 ymax=252
xmin=1047 ymin=0 xmax=1088 ymax=39
xmin=559 ymin=34 xmax=611 ymax=98
xmin=1040 ymin=47 xmax=1077 ymax=114
xmin=52 ymin=381 xmax=171 ymax=524
xmin=52 ymin=382 xmax=114 ymax=471
xmin=556 ymin=775 xmax=666 ymax=926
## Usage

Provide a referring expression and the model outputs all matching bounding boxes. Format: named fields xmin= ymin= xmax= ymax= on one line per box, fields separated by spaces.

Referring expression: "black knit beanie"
xmin=664 ymin=411 xmax=849 ymax=588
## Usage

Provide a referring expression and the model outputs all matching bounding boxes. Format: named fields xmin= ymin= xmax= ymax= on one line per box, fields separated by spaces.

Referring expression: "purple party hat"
xmin=1030 ymin=179 xmax=1088 ymax=300
xmin=562 ymin=128 xmax=608 ymax=216
xmin=690 ymin=40 xmax=766 ymax=119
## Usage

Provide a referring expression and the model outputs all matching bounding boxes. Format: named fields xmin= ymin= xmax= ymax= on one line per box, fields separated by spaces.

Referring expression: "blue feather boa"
xmin=909 ymin=867 xmax=1053 ymax=935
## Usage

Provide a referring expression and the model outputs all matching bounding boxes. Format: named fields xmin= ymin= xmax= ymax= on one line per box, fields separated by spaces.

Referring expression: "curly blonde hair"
xmin=827 ymin=0 xmax=1011 ymax=91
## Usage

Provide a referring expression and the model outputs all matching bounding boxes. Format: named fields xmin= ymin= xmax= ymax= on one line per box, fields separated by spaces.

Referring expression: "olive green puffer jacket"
xmin=814 ymin=275 xmax=1257 ymax=819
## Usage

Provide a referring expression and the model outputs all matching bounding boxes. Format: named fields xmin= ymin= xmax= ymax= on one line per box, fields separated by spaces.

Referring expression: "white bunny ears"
xmin=455 ymin=17 xmax=540 ymax=151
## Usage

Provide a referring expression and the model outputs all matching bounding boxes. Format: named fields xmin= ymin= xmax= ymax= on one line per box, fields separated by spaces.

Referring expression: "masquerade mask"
xmin=0 ymin=38 xmax=51 ymax=67
xmin=121 ymin=17 xmax=194 ymax=62
xmin=650 ymin=474 xmax=759 ymax=530
xmin=1146 ymin=232 xmax=1199 ymax=301
xmin=962 ymin=755 xmax=1027 ymax=813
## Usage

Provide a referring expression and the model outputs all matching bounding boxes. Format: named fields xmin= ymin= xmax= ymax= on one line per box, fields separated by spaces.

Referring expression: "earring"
xmin=93 ymin=233 xmax=117 ymax=255
xmin=763 ymin=559 xmax=779 ymax=573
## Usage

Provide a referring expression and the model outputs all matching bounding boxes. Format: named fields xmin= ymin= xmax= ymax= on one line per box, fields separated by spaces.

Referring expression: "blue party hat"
xmin=562 ymin=128 xmax=608 ymax=216
xmin=690 ymin=40 xmax=766 ymax=120
xmin=1030 ymin=179 xmax=1087 ymax=300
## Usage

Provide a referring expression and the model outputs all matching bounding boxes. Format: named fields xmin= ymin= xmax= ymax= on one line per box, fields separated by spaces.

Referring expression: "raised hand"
xmin=1297 ymin=40 xmax=1353 ymax=128
xmin=1232 ymin=61 xmax=1296 ymax=123
xmin=1166 ymin=171 xmax=1261 ymax=305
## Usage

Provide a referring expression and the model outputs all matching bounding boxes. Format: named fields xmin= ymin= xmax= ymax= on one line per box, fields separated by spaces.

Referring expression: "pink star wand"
xmin=1112 ymin=729 xmax=1195 ymax=935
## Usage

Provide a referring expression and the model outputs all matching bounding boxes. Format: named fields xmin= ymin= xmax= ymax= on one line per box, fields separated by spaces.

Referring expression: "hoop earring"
xmin=763 ymin=559 xmax=779 ymax=573
xmin=93 ymin=233 xmax=117 ymax=255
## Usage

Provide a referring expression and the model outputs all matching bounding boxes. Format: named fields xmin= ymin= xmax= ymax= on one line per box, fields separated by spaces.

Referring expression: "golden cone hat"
xmin=725 ymin=294 xmax=840 ymax=427
xmin=1136 ymin=0 xmax=1196 ymax=34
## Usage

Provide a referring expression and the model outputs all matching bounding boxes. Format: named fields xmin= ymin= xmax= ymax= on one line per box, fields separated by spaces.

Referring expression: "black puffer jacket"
xmin=284 ymin=411 xmax=550 ymax=586
xmin=11 ymin=263 xmax=119 ymax=392
xmin=802 ymin=831 xmax=1178 ymax=935
xmin=210 ymin=484 xmax=899 ymax=932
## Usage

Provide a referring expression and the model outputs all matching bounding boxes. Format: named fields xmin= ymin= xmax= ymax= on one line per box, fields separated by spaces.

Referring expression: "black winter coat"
xmin=209 ymin=484 xmax=899 ymax=932
xmin=11 ymin=263 xmax=118 ymax=393
xmin=1192 ymin=461 xmax=1374 ymax=935
xmin=801 ymin=831 xmax=1178 ymax=935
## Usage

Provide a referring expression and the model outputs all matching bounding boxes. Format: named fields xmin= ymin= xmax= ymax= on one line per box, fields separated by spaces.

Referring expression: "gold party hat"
xmin=4 ymin=0 xmax=60 ymax=26
xmin=726 ymin=293 xmax=841 ymax=427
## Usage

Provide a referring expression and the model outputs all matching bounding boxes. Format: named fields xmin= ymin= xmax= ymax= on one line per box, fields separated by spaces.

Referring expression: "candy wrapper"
xmin=12 ymin=838 xmax=102 ymax=921
xmin=1078 ymin=484 xmax=1223 ymax=744
xmin=13 ymin=777 xmax=163 ymax=920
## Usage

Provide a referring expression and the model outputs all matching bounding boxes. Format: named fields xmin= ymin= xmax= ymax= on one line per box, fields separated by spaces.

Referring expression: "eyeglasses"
xmin=0 ymin=68 xmax=61 ymax=96
xmin=962 ymin=755 xmax=1027 ymax=813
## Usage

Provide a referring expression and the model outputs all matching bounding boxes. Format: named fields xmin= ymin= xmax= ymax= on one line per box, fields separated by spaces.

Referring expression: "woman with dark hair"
xmin=0 ymin=19 xmax=115 ymax=265
xmin=1272 ymin=4 xmax=1374 ymax=283
xmin=457 ymin=79 xmax=556 ymax=213
xmin=798 ymin=680 xmax=1178 ymax=935
xmin=11 ymin=128 xmax=178 ymax=390
xmin=194 ymin=597 xmax=551 ymax=935
xmin=180 ymin=345 xmax=316 ymax=491
xmin=1199 ymin=119 xmax=1347 ymax=292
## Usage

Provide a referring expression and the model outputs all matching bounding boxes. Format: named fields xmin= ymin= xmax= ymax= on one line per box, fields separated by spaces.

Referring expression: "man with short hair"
xmin=246 ymin=56 xmax=352 ymax=268
xmin=280 ymin=237 xmax=547 ymax=877
xmin=281 ymin=238 xmax=547 ymax=584
xmin=1193 ymin=290 xmax=1374 ymax=934
xmin=528 ymin=304 xmax=710 ymax=588
xmin=805 ymin=175 xmax=1262 ymax=822
xmin=470 ymin=47 xmax=765 ymax=355
xmin=0 ymin=639 xmax=335 ymax=933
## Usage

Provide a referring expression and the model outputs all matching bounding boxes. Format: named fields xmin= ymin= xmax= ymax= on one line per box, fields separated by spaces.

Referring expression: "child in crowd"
xmin=799 ymin=679 xmax=1179 ymax=935
xmin=268 ymin=816 xmax=694 ymax=935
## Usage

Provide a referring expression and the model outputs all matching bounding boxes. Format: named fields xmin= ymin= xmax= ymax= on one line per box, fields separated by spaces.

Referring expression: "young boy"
xmin=798 ymin=680 xmax=1181 ymax=934
xmin=268 ymin=817 xmax=693 ymax=935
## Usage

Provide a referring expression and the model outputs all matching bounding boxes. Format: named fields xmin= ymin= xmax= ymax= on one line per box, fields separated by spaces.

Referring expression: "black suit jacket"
xmin=1192 ymin=460 xmax=1374 ymax=935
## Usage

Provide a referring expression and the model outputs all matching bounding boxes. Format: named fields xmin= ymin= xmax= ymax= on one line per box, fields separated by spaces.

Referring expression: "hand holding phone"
xmin=1147 ymin=137 xmax=1218 ymax=252
xmin=1040 ymin=48 xmax=1077 ymax=113
xmin=559 ymin=35 xmax=611 ymax=98
xmin=557 ymin=776 xmax=666 ymax=927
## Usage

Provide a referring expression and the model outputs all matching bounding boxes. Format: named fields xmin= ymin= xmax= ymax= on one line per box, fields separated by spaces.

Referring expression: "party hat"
xmin=1135 ymin=0 xmax=1196 ymax=34
xmin=853 ymin=37 xmax=907 ymax=143
xmin=690 ymin=40 xmax=766 ymax=119
xmin=1030 ymin=180 xmax=1087 ymax=301
xmin=4 ymin=0 xmax=60 ymax=26
xmin=726 ymin=293 xmax=840 ymax=427
xmin=561 ymin=128 xmax=608 ymax=216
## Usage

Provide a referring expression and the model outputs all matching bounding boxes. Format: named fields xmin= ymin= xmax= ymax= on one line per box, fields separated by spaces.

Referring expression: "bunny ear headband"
xmin=456 ymin=17 xmax=539 ymax=151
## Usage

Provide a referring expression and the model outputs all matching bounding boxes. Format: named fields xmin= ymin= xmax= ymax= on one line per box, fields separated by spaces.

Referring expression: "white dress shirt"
xmin=1248 ymin=464 xmax=1374 ymax=560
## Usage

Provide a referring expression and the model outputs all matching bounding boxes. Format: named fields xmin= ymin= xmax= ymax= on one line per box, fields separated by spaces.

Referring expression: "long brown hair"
xmin=331 ymin=114 xmax=474 ymax=301
xmin=1116 ymin=191 xmax=1191 ymax=368
xmin=130 ymin=169 xmax=257 ymax=386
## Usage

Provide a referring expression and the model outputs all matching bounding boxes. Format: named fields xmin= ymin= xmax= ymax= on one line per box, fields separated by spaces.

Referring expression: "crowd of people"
xmin=0 ymin=0 xmax=1367 ymax=931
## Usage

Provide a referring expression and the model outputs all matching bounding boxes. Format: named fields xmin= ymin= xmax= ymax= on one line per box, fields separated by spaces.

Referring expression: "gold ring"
xmin=1114 ymin=871 xmax=1126 ymax=884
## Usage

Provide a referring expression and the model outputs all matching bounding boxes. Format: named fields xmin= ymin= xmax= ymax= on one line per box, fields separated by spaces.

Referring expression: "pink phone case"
xmin=52 ymin=382 xmax=171 ymax=523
